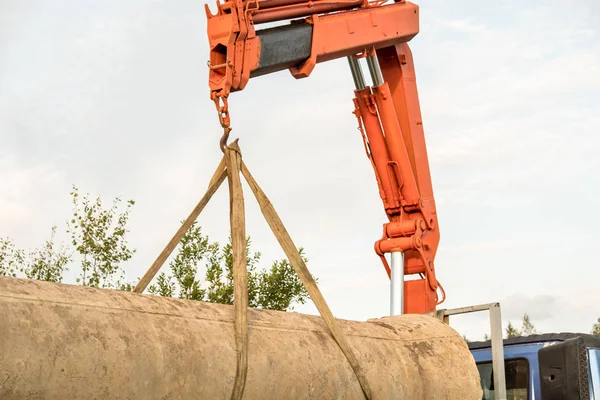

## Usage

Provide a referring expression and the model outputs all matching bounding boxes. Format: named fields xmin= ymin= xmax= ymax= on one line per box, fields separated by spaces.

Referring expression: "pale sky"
xmin=1 ymin=0 xmax=599 ymax=340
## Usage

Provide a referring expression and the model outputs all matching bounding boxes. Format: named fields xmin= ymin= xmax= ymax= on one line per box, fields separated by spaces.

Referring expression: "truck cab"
xmin=468 ymin=333 xmax=600 ymax=399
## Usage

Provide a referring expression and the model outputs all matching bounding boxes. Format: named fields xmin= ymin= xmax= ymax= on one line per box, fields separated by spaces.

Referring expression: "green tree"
xmin=592 ymin=318 xmax=600 ymax=336
xmin=255 ymin=254 xmax=310 ymax=311
xmin=506 ymin=321 xmax=522 ymax=338
xmin=22 ymin=226 xmax=71 ymax=283
xmin=505 ymin=313 xmax=539 ymax=338
xmin=66 ymin=185 xmax=136 ymax=289
xmin=0 ymin=237 xmax=24 ymax=277
xmin=2 ymin=229 xmax=71 ymax=281
xmin=2 ymin=186 xmax=313 ymax=313
xmin=483 ymin=333 xmax=490 ymax=341
xmin=148 ymin=220 xmax=310 ymax=312
xmin=521 ymin=313 xmax=538 ymax=336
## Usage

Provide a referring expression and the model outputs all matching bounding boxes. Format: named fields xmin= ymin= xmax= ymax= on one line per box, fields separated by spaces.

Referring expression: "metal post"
xmin=431 ymin=302 xmax=507 ymax=400
xmin=489 ymin=303 xmax=507 ymax=400
xmin=347 ymin=56 xmax=366 ymax=90
xmin=390 ymin=251 xmax=404 ymax=315
xmin=366 ymin=54 xmax=384 ymax=87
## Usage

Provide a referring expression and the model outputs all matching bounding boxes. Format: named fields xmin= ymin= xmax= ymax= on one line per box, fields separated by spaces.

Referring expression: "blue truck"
xmin=433 ymin=303 xmax=600 ymax=400
xmin=469 ymin=332 xmax=600 ymax=399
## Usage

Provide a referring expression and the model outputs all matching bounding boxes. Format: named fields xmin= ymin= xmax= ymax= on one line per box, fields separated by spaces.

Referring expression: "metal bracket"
xmin=430 ymin=302 xmax=508 ymax=400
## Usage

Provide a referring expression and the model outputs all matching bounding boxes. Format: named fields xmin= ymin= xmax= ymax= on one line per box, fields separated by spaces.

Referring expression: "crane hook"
xmin=220 ymin=125 xmax=232 ymax=153
xmin=213 ymin=93 xmax=232 ymax=153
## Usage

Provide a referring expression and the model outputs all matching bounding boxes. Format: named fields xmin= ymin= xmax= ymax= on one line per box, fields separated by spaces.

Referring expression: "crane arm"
xmin=205 ymin=0 xmax=443 ymax=314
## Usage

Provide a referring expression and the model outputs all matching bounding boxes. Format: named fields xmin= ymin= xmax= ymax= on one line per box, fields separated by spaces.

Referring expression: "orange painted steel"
xmin=352 ymin=87 xmax=402 ymax=216
xmin=357 ymin=43 xmax=445 ymax=313
xmin=205 ymin=0 xmax=444 ymax=314
xmin=252 ymin=0 xmax=366 ymax=24
xmin=205 ymin=0 xmax=419 ymax=98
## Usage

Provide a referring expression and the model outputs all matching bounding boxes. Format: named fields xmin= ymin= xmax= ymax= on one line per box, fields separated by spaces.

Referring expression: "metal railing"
xmin=430 ymin=302 xmax=507 ymax=400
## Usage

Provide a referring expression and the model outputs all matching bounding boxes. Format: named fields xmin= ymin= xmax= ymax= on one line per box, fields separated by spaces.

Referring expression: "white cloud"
xmin=440 ymin=18 xmax=486 ymax=33
xmin=0 ymin=153 xmax=65 ymax=228
xmin=501 ymin=294 xmax=563 ymax=321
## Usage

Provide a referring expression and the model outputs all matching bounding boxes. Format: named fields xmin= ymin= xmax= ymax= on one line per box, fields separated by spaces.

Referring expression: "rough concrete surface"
xmin=0 ymin=277 xmax=482 ymax=399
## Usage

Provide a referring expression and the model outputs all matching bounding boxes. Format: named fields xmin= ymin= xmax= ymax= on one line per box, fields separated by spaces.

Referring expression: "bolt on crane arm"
xmin=205 ymin=0 xmax=444 ymax=314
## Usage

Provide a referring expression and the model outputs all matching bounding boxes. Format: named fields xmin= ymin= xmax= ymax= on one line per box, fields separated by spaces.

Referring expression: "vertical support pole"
xmin=489 ymin=303 xmax=507 ymax=400
xmin=390 ymin=251 xmax=404 ymax=315
xmin=434 ymin=303 xmax=508 ymax=399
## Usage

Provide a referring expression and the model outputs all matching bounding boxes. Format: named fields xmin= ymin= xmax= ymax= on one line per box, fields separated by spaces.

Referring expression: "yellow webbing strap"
xmin=226 ymin=143 xmax=250 ymax=400
xmin=238 ymin=149 xmax=373 ymax=400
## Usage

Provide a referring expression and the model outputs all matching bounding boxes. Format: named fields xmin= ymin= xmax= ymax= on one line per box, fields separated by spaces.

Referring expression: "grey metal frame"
xmin=431 ymin=302 xmax=507 ymax=400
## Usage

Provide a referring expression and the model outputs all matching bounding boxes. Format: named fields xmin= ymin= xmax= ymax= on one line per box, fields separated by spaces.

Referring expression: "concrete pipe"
xmin=0 ymin=277 xmax=482 ymax=399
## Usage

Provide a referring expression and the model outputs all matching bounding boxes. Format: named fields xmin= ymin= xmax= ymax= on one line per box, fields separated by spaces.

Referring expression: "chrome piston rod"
xmin=390 ymin=251 xmax=404 ymax=316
